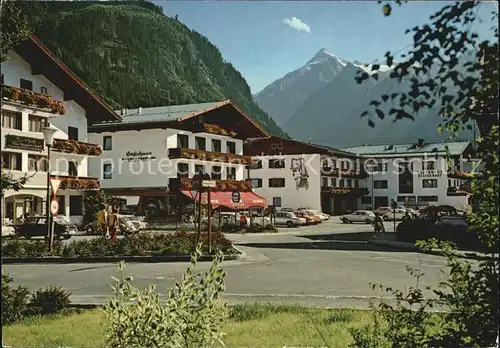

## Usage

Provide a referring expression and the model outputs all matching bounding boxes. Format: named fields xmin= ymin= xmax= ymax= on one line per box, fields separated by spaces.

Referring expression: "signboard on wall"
xmin=5 ymin=134 xmax=44 ymax=152
xmin=121 ymin=151 xmax=156 ymax=162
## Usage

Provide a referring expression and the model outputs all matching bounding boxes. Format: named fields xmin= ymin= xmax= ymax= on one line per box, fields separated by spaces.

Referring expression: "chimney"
xmin=138 ymin=107 xmax=142 ymax=114
xmin=417 ymin=138 xmax=425 ymax=147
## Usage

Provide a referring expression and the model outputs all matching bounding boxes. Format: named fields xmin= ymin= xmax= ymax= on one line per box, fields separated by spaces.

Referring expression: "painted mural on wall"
xmin=290 ymin=158 xmax=309 ymax=190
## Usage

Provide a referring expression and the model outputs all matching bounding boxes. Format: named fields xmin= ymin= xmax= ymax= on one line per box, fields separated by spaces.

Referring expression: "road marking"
xmin=137 ymin=276 xmax=175 ymax=280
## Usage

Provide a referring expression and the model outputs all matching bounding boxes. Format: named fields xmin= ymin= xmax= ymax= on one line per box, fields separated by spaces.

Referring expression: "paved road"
xmin=3 ymin=219 xmax=450 ymax=309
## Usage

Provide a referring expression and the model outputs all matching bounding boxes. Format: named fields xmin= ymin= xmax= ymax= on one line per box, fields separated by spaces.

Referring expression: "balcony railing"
xmin=169 ymin=177 xmax=253 ymax=192
xmin=49 ymin=175 xmax=100 ymax=190
xmin=52 ymin=139 xmax=102 ymax=156
xmin=168 ymin=147 xmax=251 ymax=165
xmin=192 ymin=122 xmax=237 ymax=137
xmin=448 ymin=171 xmax=475 ymax=179
xmin=321 ymin=187 xmax=369 ymax=196
xmin=1 ymin=84 xmax=66 ymax=115
xmin=321 ymin=167 xmax=368 ymax=179
xmin=417 ymin=170 xmax=443 ymax=177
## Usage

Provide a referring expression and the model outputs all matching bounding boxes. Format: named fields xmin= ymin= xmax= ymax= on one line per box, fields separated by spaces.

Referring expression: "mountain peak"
xmin=307 ymin=48 xmax=346 ymax=67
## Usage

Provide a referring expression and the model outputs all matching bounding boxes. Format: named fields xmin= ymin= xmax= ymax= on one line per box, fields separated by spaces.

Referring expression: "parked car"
xmin=204 ymin=212 xmax=271 ymax=227
xmin=84 ymin=216 xmax=138 ymax=235
xmin=304 ymin=210 xmax=330 ymax=221
xmin=340 ymin=210 xmax=376 ymax=224
xmin=15 ymin=216 xmax=78 ymax=239
xmin=1 ymin=225 xmax=16 ymax=238
xmin=383 ymin=208 xmax=407 ymax=221
xmin=374 ymin=207 xmax=392 ymax=216
xmin=280 ymin=208 xmax=295 ymax=213
xmin=296 ymin=207 xmax=311 ymax=211
xmin=274 ymin=212 xmax=306 ymax=227
xmin=295 ymin=210 xmax=321 ymax=224
xmin=121 ymin=215 xmax=148 ymax=230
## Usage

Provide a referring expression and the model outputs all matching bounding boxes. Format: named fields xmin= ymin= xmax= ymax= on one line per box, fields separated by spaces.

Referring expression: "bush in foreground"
xmin=104 ymin=246 xmax=228 ymax=348
xmin=2 ymin=274 xmax=30 ymax=324
xmin=30 ymin=285 xmax=72 ymax=315
xmin=2 ymin=232 xmax=236 ymax=258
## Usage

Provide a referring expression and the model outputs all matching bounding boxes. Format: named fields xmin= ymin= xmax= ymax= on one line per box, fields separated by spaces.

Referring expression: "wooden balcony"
xmin=321 ymin=167 xmax=368 ymax=179
xmin=52 ymin=138 xmax=102 ymax=156
xmin=192 ymin=122 xmax=238 ymax=137
xmin=169 ymin=177 xmax=253 ymax=192
xmin=49 ymin=175 xmax=100 ymax=190
xmin=168 ymin=147 xmax=251 ymax=165
xmin=448 ymin=171 xmax=475 ymax=180
xmin=321 ymin=187 xmax=369 ymax=196
xmin=1 ymin=84 xmax=66 ymax=115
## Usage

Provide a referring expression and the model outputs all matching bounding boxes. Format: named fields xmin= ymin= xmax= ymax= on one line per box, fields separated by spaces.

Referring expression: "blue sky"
xmin=157 ymin=1 xmax=497 ymax=94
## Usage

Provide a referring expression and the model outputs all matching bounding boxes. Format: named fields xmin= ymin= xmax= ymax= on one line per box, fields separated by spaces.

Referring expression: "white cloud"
xmin=283 ymin=17 xmax=311 ymax=33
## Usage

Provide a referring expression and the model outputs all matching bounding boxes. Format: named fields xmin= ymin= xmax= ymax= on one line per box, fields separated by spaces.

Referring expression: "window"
xmin=177 ymin=134 xmax=189 ymax=149
xmin=418 ymin=196 xmax=438 ymax=202
xmin=397 ymin=196 xmax=417 ymax=205
xmin=272 ymin=197 xmax=282 ymax=207
xmin=269 ymin=178 xmax=286 ymax=187
xmin=1 ymin=152 xmax=22 ymax=170
xmin=346 ymin=179 xmax=352 ymax=188
xmin=322 ymin=177 xmax=328 ymax=187
xmin=103 ymin=163 xmax=112 ymax=179
xmin=372 ymin=162 xmax=388 ymax=172
xmin=339 ymin=179 xmax=345 ymax=187
xmin=251 ymin=178 xmax=262 ymax=188
xmin=194 ymin=164 xmax=205 ymax=175
xmin=268 ymin=159 xmax=285 ymax=169
xmin=1 ymin=74 xmax=3 ymax=84
xmin=448 ymin=179 xmax=452 ymax=187
xmin=271 ymin=143 xmax=283 ymax=150
xmin=424 ymin=161 xmax=436 ymax=170
xmin=195 ymin=136 xmax=206 ymax=151
xmin=211 ymin=165 xmax=222 ymax=180
xmin=20 ymin=79 xmax=33 ymax=90
xmin=56 ymin=195 xmax=65 ymax=215
xmin=226 ymin=141 xmax=236 ymax=154
xmin=28 ymin=155 xmax=48 ymax=172
xmin=28 ymin=115 xmax=47 ymax=132
xmin=2 ymin=110 xmax=22 ymax=130
xmin=68 ymin=126 xmax=78 ymax=141
xmin=361 ymin=197 xmax=372 ymax=204
xmin=227 ymin=167 xmax=236 ymax=180
xmin=249 ymin=160 xmax=262 ymax=169
xmin=422 ymin=179 xmax=438 ymax=188
xmin=177 ymin=163 xmax=189 ymax=178
xmin=103 ymin=136 xmax=112 ymax=151
xmin=374 ymin=180 xmax=388 ymax=189
xmin=40 ymin=86 xmax=48 ymax=94
xmin=68 ymin=161 xmax=78 ymax=176
xmin=211 ymin=139 xmax=221 ymax=153
xmin=399 ymin=178 xmax=414 ymax=193
xmin=354 ymin=180 xmax=359 ymax=188
xmin=69 ymin=196 xmax=83 ymax=215
xmin=331 ymin=178 xmax=337 ymax=187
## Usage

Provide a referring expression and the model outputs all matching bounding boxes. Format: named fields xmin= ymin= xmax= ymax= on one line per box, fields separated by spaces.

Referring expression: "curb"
xmin=2 ymin=253 xmax=241 ymax=264
xmin=368 ymin=239 xmax=495 ymax=261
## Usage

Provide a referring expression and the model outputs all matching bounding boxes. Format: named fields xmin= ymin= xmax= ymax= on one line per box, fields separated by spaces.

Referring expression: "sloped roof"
xmin=14 ymin=34 xmax=121 ymax=124
xmin=343 ymin=141 xmax=471 ymax=157
xmin=116 ymin=101 xmax=228 ymax=124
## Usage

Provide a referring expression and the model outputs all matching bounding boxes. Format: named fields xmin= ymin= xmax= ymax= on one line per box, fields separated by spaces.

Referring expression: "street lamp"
xmin=41 ymin=124 xmax=58 ymax=252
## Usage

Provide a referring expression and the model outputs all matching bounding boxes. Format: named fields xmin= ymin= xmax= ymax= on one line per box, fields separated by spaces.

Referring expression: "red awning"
xmin=181 ymin=190 xmax=268 ymax=210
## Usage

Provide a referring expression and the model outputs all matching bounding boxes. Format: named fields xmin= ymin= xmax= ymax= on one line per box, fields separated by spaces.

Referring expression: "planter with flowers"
xmin=1 ymin=85 xmax=66 ymax=115
xmin=52 ymin=176 xmax=101 ymax=191
xmin=53 ymin=139 xmax=102 ymax=156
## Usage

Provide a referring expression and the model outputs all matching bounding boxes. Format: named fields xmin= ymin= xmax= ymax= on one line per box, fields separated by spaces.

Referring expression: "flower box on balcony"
xmin=168 ymin=147 xmax=251 ymax=165
xmin=50 ymin=175 xmax=101 ymax=191
xmin=203 ymin=123 xmax=237 ymax=137
xmin=53 ymin=139 xmax=103 ymax=156
xmin=169 ymin=177 xmax=253 ymax=192
xmin=1 ymin=84 xmax=66 ymax=115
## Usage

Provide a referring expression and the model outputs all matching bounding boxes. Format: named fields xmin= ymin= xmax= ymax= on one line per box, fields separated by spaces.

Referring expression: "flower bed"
xmin=1 ymin=85 xmax=66 ymax=115
xmin=1 ymin=232 xmax=236 ymax=258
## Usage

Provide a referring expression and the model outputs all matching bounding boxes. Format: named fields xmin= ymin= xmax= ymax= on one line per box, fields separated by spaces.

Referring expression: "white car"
xmin=340 ymin=210 xmax=376 ymax=224
xmin=305 ymin=210 xmax=330 ymax=221
xmin=206 ymin=212 xmax=271 ymax=226
xmin=374 ymin=206 xmax=392 ymax=216
xmin=383 ymin=209 xmax=407 ymax=221
xmin=121 ymin=215 xmax=148 ymax=230
xmin=274 ymin=212 xmax=307 ymax=227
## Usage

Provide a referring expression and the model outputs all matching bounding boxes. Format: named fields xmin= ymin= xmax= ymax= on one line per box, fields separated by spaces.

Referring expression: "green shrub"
xmin=2 ymin=274 xmax=30 ymax=324
xmin=30 ymin=285 xmax=72 ymax=315
xmin=1 ymin=238 xmax=63 ymax=257
xmin=103 ymin=247 xmax=228 ymax=348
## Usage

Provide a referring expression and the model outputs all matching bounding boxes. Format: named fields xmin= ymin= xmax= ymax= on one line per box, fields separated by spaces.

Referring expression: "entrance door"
xmin=374 ymin=196 xmax=389 ymax=209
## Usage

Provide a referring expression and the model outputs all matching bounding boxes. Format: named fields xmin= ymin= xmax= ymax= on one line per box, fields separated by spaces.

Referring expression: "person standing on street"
xmin=239 ymin=213 xmax=248 ymax=235
xmin=107 ymin=206 xmax=119 ymax=242
xmin=97 ymin=204 xmax=108 ymax=238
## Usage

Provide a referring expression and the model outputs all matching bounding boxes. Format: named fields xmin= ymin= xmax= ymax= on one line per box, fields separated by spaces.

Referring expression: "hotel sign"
xmin=121 ymin=151 xmax=157 ymax=162
xmin=5 ymin=134 xmax=44 ymax=152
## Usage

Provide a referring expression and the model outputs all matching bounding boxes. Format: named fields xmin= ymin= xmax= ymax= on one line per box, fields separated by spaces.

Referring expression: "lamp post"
xmin=42 ymin=124 xmax=58 ymax=252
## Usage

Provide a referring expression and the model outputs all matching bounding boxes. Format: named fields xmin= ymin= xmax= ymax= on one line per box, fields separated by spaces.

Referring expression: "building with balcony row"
xmin=1 ymin=34 xmax=121 ymax=224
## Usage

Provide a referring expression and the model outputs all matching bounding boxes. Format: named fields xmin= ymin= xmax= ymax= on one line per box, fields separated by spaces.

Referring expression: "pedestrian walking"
xmin=239 ymin=213 xmax=248 ymax=235
xmin=107 ymin=206 xmax=119 ymax=242
xmin=373 ymin=214 xmax=384 ymax=238
xmin=97 ymin=204 xmax=108 ymax=238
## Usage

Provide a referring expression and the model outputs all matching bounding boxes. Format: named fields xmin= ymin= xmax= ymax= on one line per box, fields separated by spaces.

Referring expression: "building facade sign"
xmin=5 ymin=134 xmax=44 ymax=152
xmin=121 ymin=151 xmax=156 ymax=162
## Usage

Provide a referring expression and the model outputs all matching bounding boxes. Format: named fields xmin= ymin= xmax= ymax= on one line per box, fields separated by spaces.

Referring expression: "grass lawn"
xmin=2 ymin=304 xmax=372 ymax=347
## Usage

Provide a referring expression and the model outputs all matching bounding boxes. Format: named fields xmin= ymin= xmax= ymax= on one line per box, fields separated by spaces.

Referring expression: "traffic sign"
xmin=232 ymin=191 xmax=240 ymax=203
xmin=50 ymin=198 xmax=59 ymax=216
xmin=50 ymin=178 xmax=61 ymax=197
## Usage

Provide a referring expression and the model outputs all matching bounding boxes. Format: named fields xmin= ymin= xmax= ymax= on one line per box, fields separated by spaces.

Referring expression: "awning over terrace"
xmin=181 ymin=190 xmax=268 ymax=210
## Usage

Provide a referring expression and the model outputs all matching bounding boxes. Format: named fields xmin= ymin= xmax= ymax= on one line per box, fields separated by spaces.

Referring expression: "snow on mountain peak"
xmin=307 ymin=48 xmax=347 ymax=67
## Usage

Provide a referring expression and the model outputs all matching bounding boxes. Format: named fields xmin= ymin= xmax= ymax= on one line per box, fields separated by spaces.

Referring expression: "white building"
xmin=345 ymin=139 xmax=475 ymax=211
xmin=1 ymin=34 xmax=121 ymax=225
xmin=244 ymin=136 xmax=368 ymax=214
xmin=88 ymin=100 xmax=269 ymax=214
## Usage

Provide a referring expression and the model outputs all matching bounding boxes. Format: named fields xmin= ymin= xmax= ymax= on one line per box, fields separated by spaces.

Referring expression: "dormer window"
xmin=20 ymin=79 xmax=33 ymax=91
xmin=41 ymin=86 xmax=48 ymax=94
